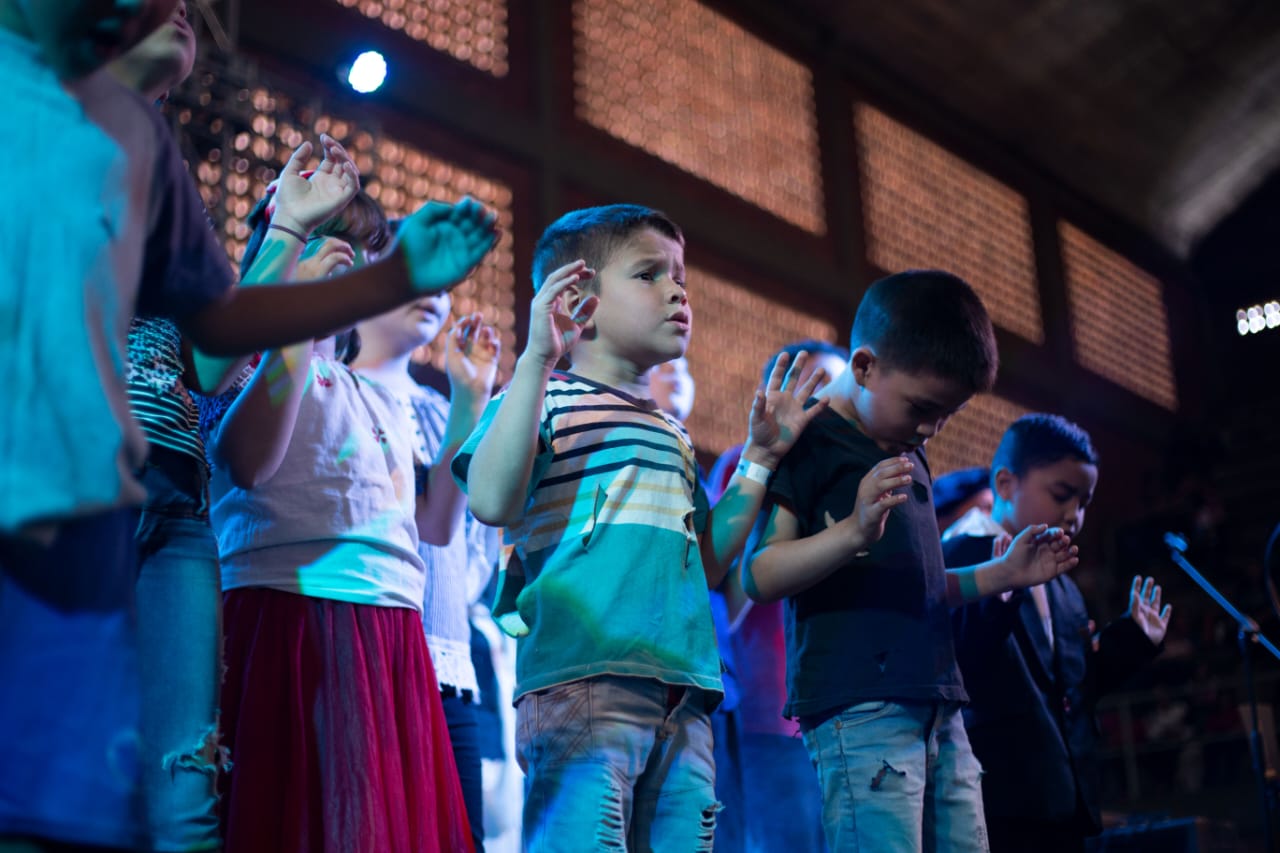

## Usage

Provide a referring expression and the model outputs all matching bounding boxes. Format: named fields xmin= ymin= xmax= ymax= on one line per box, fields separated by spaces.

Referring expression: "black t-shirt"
xmin=768 ymin=406 xmax=967 ymax=721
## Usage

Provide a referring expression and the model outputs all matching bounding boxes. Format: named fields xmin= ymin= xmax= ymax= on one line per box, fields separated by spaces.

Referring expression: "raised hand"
xmin=744 ymin=351 xmax=830 ymax=468
xmin=839 ymin=456 xmax=913 ymax=550
xmin=398 ymin=196 xmax=499 ymax=295
xmin=1001 ymin=524 xmax=1079 ymax=590
xmin=295 ymin=236 xmax=356 ymax=280
xmin=445 ymin=312 xmax=501 ymax=403
xmin=272 ymin=134 xmax=360 ymax=234
xmin=1126 ymin=575 xmax=1172 ymax=645
xmin=525 ymin=260 xmax=598 ymax=368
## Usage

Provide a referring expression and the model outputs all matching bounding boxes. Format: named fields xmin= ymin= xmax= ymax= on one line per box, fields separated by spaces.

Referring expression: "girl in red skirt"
xmin=201 ymin=189 xmax=495 ymax=852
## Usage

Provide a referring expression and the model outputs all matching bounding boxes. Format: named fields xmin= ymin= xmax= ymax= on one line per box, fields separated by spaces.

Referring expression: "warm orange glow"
xmin=573 ymin=0 xmax=824 ymax=235
xmin=1060 ymin=222 xmax=1177 ymax=409
xmin=855 ymin=104 xmax=1043 ymax=344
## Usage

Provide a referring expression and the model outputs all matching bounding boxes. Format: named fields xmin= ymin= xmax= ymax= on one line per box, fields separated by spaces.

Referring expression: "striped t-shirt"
xmin=127 ymin=316 xmax=205 ymax=468
xmin=453 ymin=371 xmax=722 ymax=700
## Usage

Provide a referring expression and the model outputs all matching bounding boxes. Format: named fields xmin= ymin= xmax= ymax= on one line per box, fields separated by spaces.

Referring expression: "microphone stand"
xmin=1164 ymin=532 xmax=1280 ymax=851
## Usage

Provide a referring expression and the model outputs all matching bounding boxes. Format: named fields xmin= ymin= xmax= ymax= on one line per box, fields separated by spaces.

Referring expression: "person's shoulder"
xmin=941 ymin=532 xmax=996 ymax=567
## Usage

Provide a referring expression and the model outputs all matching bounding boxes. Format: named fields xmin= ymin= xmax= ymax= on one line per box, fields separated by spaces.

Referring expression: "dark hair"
xmin=991 ymin=414 xmax=1099 ymax=484
xmin=532 ymin=204 xmax=684 ymax=291
xmin=850 ymin=270 xmax=998 ymax=393
xmin=240 ymin=189 xmax=391 ymax=364
xmin=932 ymin=466 xmax=991 ymax=516
xmin=239 ymin=189 xmax=391 ymax=278
xmin=761 ymin=339 xmax=849 ymax=385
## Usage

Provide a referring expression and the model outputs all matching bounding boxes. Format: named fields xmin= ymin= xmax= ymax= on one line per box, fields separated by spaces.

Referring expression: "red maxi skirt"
xmin=220 ymin=587 xmax=474 ymax=853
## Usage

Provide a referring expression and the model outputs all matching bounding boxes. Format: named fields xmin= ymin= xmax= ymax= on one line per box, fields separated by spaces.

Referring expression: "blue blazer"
xmin=944 ymin=534 xmax=1159 ymax=832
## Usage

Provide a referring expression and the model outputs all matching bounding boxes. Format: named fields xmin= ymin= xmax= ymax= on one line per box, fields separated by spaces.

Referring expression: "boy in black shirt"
xmin=746 ymin=270 xmax=1080 ymax=851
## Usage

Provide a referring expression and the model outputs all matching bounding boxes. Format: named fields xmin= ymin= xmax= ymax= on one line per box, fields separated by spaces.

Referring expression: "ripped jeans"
xmin=516 ymin=675 xmax=718 ymax=852
xmin=802 ymin=701 xmax=988 ymax=852
xmin=135 ymin=453 xmax=225 ymax=851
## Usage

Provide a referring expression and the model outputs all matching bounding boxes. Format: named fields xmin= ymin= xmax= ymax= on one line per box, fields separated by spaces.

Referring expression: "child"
xmin=709 ymin=339 xmax=849 ymax=853
xmin=945 ymin=414 xmax=1170 ymax=853
xmin=0 ymin=6 xmax=495 ymax=848
xmin=107 ymin=10 xmax=371 ymax=849
xmin=745 ymin=270 xmax=1079 ymax=852
xmin=352 ymin=284 xmax=502 ymax=849
xmin=452 ymin=204 xmax=829 ymax=849
xmin=203 ymin=192 xmax=480 ymax=852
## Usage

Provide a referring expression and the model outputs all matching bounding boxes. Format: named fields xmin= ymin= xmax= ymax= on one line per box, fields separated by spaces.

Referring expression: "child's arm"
xmin=180 ymin=197 xmax=498 ymax=358
xmin=417 ymin=314 xmax=501 ymax=545
xmin=699 ymin=353 xmax=831 ymax=588
xmin=185 ymin=136 xmax=360 ymax=395
xmin=743 ymin=456 xmax=914 ymax=601
xmin=944 ymin=524 xmax=1079 ymax=607
xmin=207 ymin=340 xmax=314 ymax=489
xmin=1094 ymin=575 xmax=1170 ymax=694
xmin=465 ymin=261 xmax=598 ymax=526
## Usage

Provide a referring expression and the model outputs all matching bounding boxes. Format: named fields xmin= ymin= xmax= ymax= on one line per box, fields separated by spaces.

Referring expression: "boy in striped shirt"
xmin=453 ymin=204 xmax=826 ymax=850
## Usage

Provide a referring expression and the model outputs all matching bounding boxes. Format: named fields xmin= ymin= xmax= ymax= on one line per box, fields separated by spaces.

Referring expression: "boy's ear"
xmin=993 ymin=467 xmax=1017 ymax=501
xmin=562 ymin=284 xmax=596 ymax=329
xmin=850 ymin=347 xmax=876 ymax=387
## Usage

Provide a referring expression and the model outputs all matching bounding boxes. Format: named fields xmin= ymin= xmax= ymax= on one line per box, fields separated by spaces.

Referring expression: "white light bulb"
xmin=348 ymin=51 xmax=387 ymax=94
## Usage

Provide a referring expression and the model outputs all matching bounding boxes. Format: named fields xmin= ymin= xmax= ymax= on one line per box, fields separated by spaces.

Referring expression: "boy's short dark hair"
xmin=532 ymin=204 xmax=684 ymax=291
xmin=991 ymin=414 xmax=1099 ymax=484
xmin=933 ymin=466 xmax=991 ymax=517
xmin=761 ymin=339 xmax=849 ymax=385
xmin=850 ymin=270 xmax=998 ymax=393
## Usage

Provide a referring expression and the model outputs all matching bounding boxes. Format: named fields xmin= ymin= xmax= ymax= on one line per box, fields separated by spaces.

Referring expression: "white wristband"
xmin=735 ymin=457 xmax=774 ymax=486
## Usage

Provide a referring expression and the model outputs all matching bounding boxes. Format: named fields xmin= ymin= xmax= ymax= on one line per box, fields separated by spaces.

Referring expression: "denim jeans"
xmin=802 ymin=701 xmax=988 ymax=852
xmin=711 ymin=709 xmax=745 ymax=853
xmin=740 ymin=732 xmax=826 ymax=852
xmin=135 ymin=457 xmax=224 ymax=851
xmin=0 ymin=508 xmax=145 ymax=850
xmin=441 ymin=691 xmax=485 ymax=850
xmin=515 ymin=675 xmax=718 ymax=852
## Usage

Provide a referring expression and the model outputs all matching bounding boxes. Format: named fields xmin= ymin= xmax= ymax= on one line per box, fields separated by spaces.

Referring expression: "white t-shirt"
xmin=210 ymin=355 xmax=426 ymax=610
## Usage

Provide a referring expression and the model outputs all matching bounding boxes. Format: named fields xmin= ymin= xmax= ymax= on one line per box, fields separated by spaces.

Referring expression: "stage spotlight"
xmin=347 ymin=51 xmax=387 ymax=94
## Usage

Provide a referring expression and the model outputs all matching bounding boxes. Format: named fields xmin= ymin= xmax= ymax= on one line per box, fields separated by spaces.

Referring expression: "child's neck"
xmin=990 ymin=504 xmax=1019 ymax=537
xmin=567 ymin=348 xmax=653 ymax=400
xmin=350 ymin=344 xmax=417 ymax=392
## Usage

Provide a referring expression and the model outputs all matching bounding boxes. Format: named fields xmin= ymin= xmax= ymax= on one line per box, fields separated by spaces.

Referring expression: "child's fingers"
xmin=795 ymin=365 xmax=826 ymax=401
xmin=570 ymin=294 xmax=599 ymax=325
xmin=765 ymin=353 xmax=791 ymax=393
xmin=780 ymin=351 xmax=809 ymax=392
xmin=280 ymin=140 xmax=314 ymax=179
xmin=797 ymin=396 xmax=829 ymax=426
xmin=537 ymin=271 xmax=586 ymax=310
xmin=1160 ymin=604 xmax=1172 ymax=624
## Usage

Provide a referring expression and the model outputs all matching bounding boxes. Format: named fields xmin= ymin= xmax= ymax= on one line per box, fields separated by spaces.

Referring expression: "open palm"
xmin=746 ymin=351 xmax=830 ymax=464
xmin=398 ymin=197 xmax=499 ymax=294
xmin=1127 ymin=575 xmax=1172 ymax=645
xmin=272 ymin=134 xmax=360 ymax=231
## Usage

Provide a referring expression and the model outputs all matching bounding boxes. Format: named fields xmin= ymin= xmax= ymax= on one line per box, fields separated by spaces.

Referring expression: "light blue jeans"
xmin=802 ymin=701 xmax=988 ymax=852
xmin=516 ymin=675 xmax=718 ymax=852
xmin=135 ymin=458 xmax=224 ymax=851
